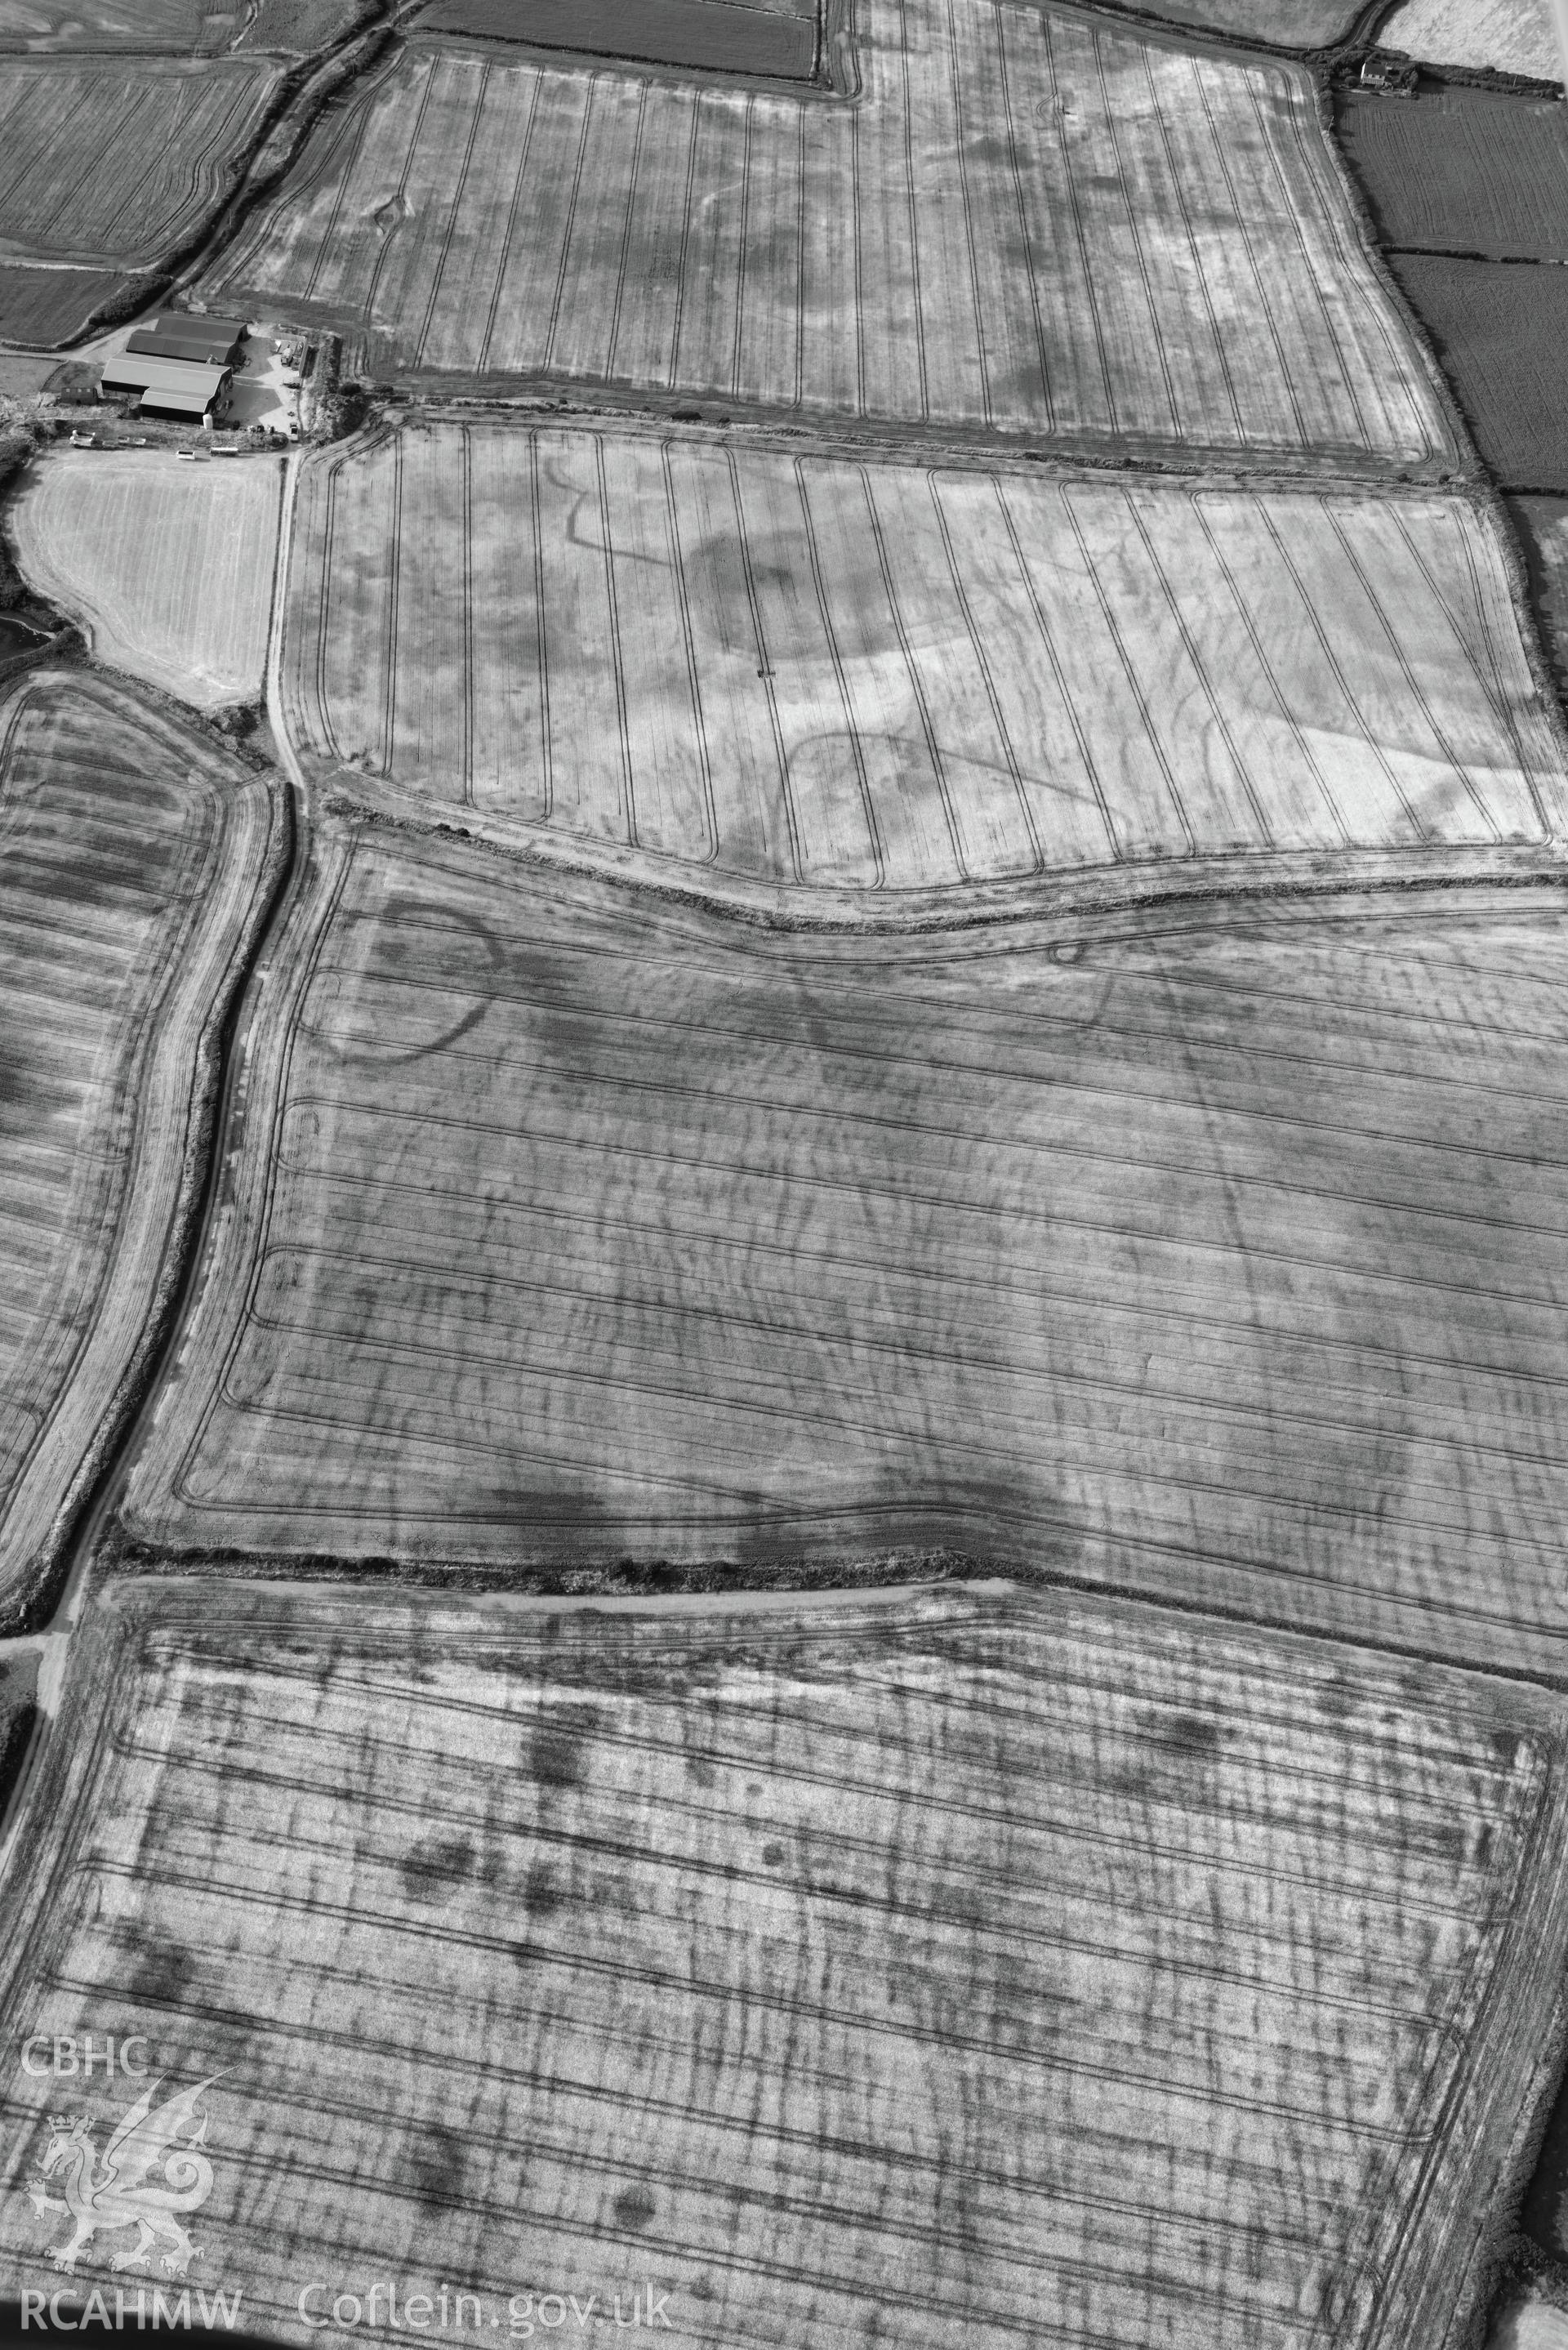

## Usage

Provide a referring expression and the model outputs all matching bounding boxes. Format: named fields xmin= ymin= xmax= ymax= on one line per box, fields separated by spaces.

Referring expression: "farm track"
xmin=278 ymin=416 xmax=1566 ymax=897
xmin=0 ymin=669 xmax=285 ymax=1631
xmin=0 ymin=1576 xmax=1563 ymax=2346
xmin=196 ymin=0 xmax=1456 ymax=462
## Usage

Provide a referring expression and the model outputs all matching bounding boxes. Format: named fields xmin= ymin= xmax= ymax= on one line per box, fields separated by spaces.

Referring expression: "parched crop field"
xmin=0 ymin=671 xmax=281 ymax=1627
xmin=121 ymin=826 xmax=1568 ymax=1678
xmin=12 ymin=449 xmax=283 ymax=711
xmin=202 ymin=6 xmax=1453 ymax=461
xmin=279 ymin=417 xmax=1563 ymax=892
xmin=0 ymin=1574 xmax=1563 ymax=2348
xmin=0 ymin=56 xmax=281 ymax=276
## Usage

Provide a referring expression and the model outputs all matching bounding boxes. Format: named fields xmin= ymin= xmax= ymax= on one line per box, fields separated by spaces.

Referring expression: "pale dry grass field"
xmin=202 ymin=2 xmax=1453 ymax=460
xmin=13 ymin=450 xmax=283 ymax=712
xmin=0 ymin=56 xmax=281 ymax=271
xmin=0 ymin=1575 xmax=1561 ymax=2349
xmin=122 ymin=827 xmax=1568 ymax=1676
xmin=1382 ymin=0 xmax=1562 ymax=79
xmin=0 ymin=671 xmax=281 ymax=1625
xmin=281 ymin=418 xmax=1566 ymax=890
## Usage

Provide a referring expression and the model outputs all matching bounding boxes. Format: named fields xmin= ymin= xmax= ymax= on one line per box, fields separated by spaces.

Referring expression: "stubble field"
xmin=0 ymin=1575 xmax=1561 ymax=2348
xmin=202 ymin=2 xmax=1452 ymax=462
xmin=279 ymin=418 xmax=1563 ymax=894
xmin=0 ymin=56 xmax=282 ymax=279
xmin=11 ymin=450 xmax=283 ymax=712
xmin=0 ymin=671 xmax=281 ymax=1625
xmin=121 ymin=825 xmax=1568 ymax=1677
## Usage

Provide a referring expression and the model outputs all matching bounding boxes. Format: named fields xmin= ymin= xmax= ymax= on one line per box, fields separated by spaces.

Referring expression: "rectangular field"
xmin=1381 ymin=0 xmax=1562 ymax=79
xmin=122 ymin=829 xmax=1568 ymax=1678
xmin=1512 ymin=493 xmax=1568 ymax=685
xmin=0 ymin=264 xmax=134 ymax=349
xmin=279 ymin=420 xmax=1566 ymax=894
xmin=1089 ymin=0 xmax=1363 ymax=39
xmin=11 ymin=449 xmax=283 ymax=711
xmin=416 ymin=0 xmax=817 ymax=77
xmin=1392 ymin=254 xmax=1568 ymax=490
xmin=0 ymin=0 xmax=367 ymax=50
xmin=1339 ymin=86 xmax=1568 ymax=260
xmin=0 ymin=671 xmax=280 ymax=1626
xmin=203 ymin=2 xmax=1453 ymax=460
xmin=1 ymin=1573 xmax=1562 ymax=2349
xmin=0 ymin=56 xmax=280 ymax=272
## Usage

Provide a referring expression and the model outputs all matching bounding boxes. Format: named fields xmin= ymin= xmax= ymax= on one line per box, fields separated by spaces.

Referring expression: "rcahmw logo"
xmin=17 ymin=2039 xmax=225 ymax=2281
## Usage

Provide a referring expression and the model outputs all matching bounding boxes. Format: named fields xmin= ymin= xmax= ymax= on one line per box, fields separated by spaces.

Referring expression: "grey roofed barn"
xmin=126 ymin=322 xmax=243 ymax=368
xmin=98 ymin=352 xmax=231 ymax=416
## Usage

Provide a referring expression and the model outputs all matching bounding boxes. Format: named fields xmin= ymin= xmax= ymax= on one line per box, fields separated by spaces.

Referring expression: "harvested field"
xmin=0 ymin=1574 xmax=1563 ymax=2348
xmin=1512 ymin=494 xmax=1568 ymax=682
xmin=0 ymin=57 xmax=281 ymax=273
xmin=280 ymin=420 xmax=1564 ymax=892
xmin=202 ymin=7 xmax=1452 ymax=461
xmin=0 ymin=0 xmax=366 ymax=52
xmin=1339 ymin=87 xmax=1568 ymax=261
xmin=11 ymin=449 xmax=283 ymax=711
xmin=0 ymin=671 xmax=280 ymax=1626
xmin=122 ymin=836 xmax=1568 ymax=1676
xmin=416 ymin=0 xmax=817 ymax=78
xmin=1382 ymin=0 xmax=1562 ymax=81
xmin=0 ymin=265 xmax=134 ymax=350
xmin=1392 ymin=254 xmax=1568 ymax=489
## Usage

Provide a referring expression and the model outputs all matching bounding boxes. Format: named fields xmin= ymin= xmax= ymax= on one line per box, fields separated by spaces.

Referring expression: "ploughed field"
xmin=0 ymin=671 xmax=281 ymax=1626
xmin=202 ymin=3 xmax=1453 ymax=463
xmin=11 ymin=450 xmax=283 ymax=713
xmin=1 ymin=1574 xmax=1562 ymax=2349
xmin=0 ymin=56 xmax=280 ymax=340
xmin=121 ymin=827 xmax=1568 ymax=1678
xmin=280 ymin=418 xmax=1564 ymax=895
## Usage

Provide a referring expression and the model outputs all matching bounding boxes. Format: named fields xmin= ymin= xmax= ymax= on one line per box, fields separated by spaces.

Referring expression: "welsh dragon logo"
xmin=27 ymin=2073 xmax=222 ymax=2277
